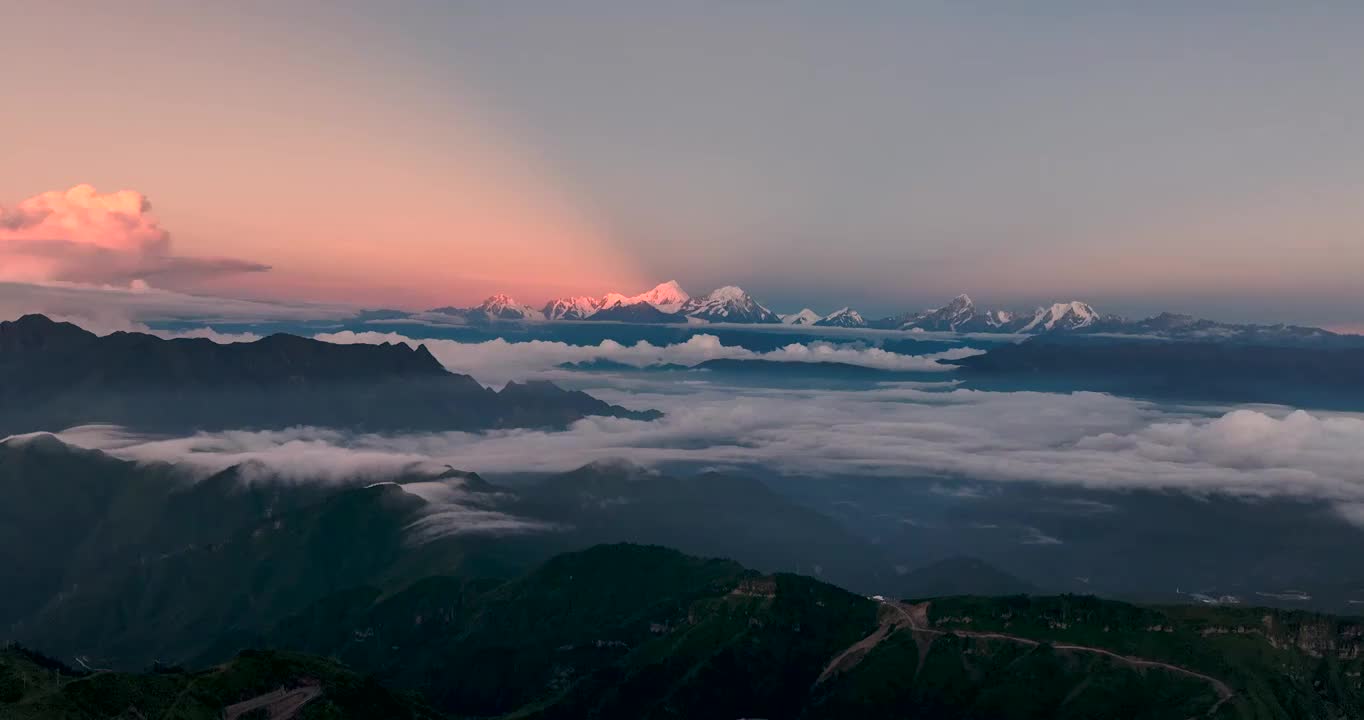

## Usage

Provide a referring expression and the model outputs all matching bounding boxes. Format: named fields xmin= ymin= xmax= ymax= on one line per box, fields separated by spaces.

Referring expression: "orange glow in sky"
xmin=1 ymin=5 xmax=646 ymax=309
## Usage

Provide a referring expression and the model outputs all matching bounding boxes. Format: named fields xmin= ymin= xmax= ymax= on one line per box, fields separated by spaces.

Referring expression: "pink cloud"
xmin=0 ymin=184 xmax=268 ymax=287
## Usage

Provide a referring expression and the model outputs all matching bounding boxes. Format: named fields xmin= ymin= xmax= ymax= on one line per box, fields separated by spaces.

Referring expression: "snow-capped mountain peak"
xmin=544 ymin=281 xmax=693 ymax=319
xmin=708 ymin=286 xmax=750 ymax=302
xmin=899 ymin=294 xmax=984 ymax=331
xmin=432 ymin=293 xmax=546 ymax=322
xmin=475 ymin=294 xmax=545 ymax=321
xmin=781 ymin=308 xmax=822 ymax=325
xmin=681 ymin=286 xmax=781 ymax=324
xmin=630 ymin=280 xmax=690 ymax=313
xmin=815 ymin=307 xmax=867 ymax=328
xmin=944 ymin=294 xmax=975 ymax=318
xmin=598 ymin=292 xmax=631 ymax=309
xmin=542 ymin=295 xmax=603 ymax=321
xmin=1019 ymin=301 xmax=1098 ymax=332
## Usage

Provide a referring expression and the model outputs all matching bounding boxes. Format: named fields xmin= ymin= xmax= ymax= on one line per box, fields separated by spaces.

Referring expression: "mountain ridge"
xmin=0 ymin=314 xmax=660 ymax=434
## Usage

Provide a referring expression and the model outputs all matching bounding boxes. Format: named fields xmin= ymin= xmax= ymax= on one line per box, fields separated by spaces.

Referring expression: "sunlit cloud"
xmin=0 ymin=185 xmax=269 ymax=288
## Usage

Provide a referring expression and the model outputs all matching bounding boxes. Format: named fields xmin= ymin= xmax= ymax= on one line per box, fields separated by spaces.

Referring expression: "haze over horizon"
xmin=5 ymin=2 xmax=1363 ymax=328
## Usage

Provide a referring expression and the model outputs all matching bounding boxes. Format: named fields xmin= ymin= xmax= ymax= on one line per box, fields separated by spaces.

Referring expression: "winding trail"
xmin=222 ymin=683 xmax=323 ymax=720
xmin=880 ymin=600 xmax=1234 ymax=718
xmin=816 ymin=614 xmax=901 ymax=684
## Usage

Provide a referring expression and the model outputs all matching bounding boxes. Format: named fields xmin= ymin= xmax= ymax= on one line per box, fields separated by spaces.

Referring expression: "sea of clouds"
xmin=46 ymin=380 xmax=1364 ymax=526
xmin=8 ymin=286 xmax=1364 ymax=529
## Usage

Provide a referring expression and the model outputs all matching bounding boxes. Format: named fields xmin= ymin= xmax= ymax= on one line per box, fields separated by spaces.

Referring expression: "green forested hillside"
xmin=6 ymin=544 xmax=1364 ymax=718
xmin=3 ymin=440 xmax=893 ymax=670
xmin=916 ymin=595 xmax=1364 ymax=719
xmin=256 ymin=545 xmax=1363 ymax=719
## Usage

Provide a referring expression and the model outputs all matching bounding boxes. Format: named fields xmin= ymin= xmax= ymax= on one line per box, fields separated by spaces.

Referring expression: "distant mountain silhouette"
xmin=511 ymin=460 xmax=892 ymax=591
xmin=899 ymin=556 xmax=1037 ymax=597
xmin=952 ymin=335 xmax=1364 ymax=408
xmin=0 ymin=314 xmax=659 ymax=434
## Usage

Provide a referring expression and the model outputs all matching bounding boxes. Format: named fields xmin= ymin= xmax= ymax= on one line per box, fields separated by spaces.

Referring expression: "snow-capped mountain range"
xmin=427 ymin=283 xmax=1340 ymax=342
xmin=876 ymin=294 xmax=1101 ymax=334
xmin=431 ymin=293 xmax=546 ymax=322
xmin=542 ymin=280 xmax=693 ymax=320
xmin=434 ymin=282 xmax=780 ymax=325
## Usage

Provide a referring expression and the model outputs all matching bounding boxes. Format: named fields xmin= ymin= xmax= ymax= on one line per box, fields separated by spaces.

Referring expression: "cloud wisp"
xmin=398 ymin=479 xmax=558 ymax=543
xmin=0 ymin=185 xmax=268 ymax=287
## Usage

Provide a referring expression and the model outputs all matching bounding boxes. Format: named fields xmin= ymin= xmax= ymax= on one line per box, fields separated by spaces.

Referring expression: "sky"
xmin=3 ymin=1 xmax=1363 ymax=325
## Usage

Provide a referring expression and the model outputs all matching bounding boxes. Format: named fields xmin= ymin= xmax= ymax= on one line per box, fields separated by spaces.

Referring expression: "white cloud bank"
xmin=313 ymin=330 xmax=981 ymax=385
xmin=44 ymin=385 xmax=1364 ymax=523
xmin=10 ymin=425 xmax=548 ymax=540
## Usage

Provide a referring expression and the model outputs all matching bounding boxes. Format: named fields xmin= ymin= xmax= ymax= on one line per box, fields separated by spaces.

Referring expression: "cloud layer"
xmin=9 ymin=311 xmax=1362 ymax=525
xmin=7 ymin=426 xmax=547 ymax=541
xmin=0 ymin=185 xmax=268 ymax=287
xmin=0 ymin=280 xmax=354 ymax=337
xmin=44 ymin=382 xmax=1364 ymax=524
xmin=314 ymin=330 xmax=980 ymax=385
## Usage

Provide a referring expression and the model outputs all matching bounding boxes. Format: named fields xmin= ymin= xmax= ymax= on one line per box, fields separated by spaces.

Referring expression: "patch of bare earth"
xmin=222 ymin=682 xmax=323 ymax=720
